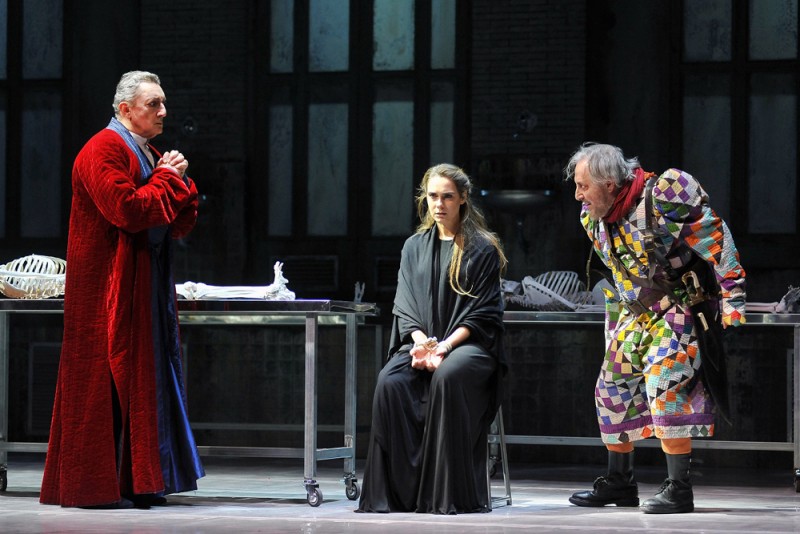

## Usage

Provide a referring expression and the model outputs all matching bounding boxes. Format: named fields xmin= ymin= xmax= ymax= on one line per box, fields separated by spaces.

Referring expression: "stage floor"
xmin=1 ymin=453 xmax=798 ymax=533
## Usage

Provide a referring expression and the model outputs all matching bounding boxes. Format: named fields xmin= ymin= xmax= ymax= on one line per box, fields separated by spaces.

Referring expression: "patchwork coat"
xmin=581 ymin=169 xmax=746 ymax=443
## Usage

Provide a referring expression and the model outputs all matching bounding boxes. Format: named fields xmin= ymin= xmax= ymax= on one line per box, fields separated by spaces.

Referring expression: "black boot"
xmin=641 ymin=453 xmax=694 ymax=514
xmin=569 ymin=451 xmax=639 ymax=507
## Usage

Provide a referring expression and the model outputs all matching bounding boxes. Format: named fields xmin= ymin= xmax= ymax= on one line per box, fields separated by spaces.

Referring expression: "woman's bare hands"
xmin=411 ymin=338 xmax=452 ymax=372
xmin=411 ymin=337 xmax=438 ymax=370
xmin=424 ymin=352 xmax=444 ymax=371
xmin=410 ymin=344 xmax=431 ymax=370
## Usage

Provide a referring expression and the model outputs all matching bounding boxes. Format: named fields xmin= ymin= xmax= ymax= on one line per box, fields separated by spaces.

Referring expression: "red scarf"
xmin=603 ymin=167 xmax=654 ymax=223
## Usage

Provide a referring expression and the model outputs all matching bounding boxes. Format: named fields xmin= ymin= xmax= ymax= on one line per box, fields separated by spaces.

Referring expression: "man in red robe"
xmin=40 ymin=71 xmax=204 ymax=509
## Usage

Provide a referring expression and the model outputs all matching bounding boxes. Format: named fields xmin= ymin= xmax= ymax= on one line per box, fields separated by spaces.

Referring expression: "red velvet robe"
xmin=40 ymin=128 xmax=199 ymax=507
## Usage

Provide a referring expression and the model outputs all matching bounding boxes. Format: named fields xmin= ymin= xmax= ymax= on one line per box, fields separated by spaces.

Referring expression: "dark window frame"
xmin=0 ymin=0 xmax=71 ymax=255
xmin=247 ymin=0 xmax=471 ymax=300
xmin=673 ymin=0 xmax=800 ymax=269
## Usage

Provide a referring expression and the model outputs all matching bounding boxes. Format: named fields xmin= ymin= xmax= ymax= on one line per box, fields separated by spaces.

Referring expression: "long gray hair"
xmin=564 ymin=142 xmax=640 ymax=186
xmin=112 ymin=71 xmax=161 ymax=116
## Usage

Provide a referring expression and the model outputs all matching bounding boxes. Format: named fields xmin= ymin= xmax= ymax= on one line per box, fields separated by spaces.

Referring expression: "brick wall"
xmin=139 ymin=1 xmax=249 ymax=164
xmin=470 ymin=0 xmax=586 ymax=160
xmin=469 ymin=0 xmax=589 ymax=284
xmin=140 ymin=0 xmax=251 ymax=284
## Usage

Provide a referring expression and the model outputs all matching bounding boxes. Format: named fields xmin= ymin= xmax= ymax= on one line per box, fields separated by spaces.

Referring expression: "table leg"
xmin=303 ymin=313 xmax=322 ymax=506
xmin=343 ymin=314 xmax=360 ymax=500
xmin=0 ymin=313 xmax=8 ymax=491
xmin=793 ymin=325 xmax=800 ymax=492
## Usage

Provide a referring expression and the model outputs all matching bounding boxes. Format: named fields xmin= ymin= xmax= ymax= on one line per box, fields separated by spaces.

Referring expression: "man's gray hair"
xmin=564 ymin=142 xmax=640 ymax=187
xmin=112 ymin=71 xmax=161 ymax=116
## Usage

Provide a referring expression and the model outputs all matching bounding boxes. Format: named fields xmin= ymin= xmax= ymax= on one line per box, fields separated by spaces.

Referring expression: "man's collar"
xmin=129 ymin=130 xmax=150 ymax=148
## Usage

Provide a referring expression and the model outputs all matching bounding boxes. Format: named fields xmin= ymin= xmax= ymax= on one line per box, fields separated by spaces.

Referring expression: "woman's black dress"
xmin=357 ymin=227 xmax=506 ymax=514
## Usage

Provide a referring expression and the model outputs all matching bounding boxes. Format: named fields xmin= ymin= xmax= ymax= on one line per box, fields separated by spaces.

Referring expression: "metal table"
xmin=0 ymin=298 xmax=378 ymax=506
xmin=502 ymin=309 xmax=800 ymax=491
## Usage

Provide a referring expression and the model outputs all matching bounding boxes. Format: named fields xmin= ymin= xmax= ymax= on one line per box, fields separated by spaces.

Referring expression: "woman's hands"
xmin=410 ymin=337 xmax=452 ymax=372
xmin=408 ymin=327 xmax=467 ymax=372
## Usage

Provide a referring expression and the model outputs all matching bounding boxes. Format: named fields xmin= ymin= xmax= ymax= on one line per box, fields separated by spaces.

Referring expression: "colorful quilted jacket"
xmin=581 ymin=168 xmax=746 ymax=327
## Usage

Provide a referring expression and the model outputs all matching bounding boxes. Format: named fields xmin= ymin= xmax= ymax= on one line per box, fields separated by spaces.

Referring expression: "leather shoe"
xmin=128 ymin=494 xmax=168 ymax=509
xmin=641 ymin=479 xmax=694 ymax=514
xmin=79 ymin=497 xmax=134 ymax=510
xmin=569 ymin=476 xmax=639 ymax=507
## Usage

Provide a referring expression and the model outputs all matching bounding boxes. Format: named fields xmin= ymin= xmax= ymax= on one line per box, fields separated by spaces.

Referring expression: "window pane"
xmin=430 ymin=82 xmax=454 ymax=165
xmin=373 ymin=0 xmax=414 ymax=71
xmin=309 ymin=0 xmax=349 ymax=72
xmin=682 ymin=74 xmax=731 ymax=220
xmin=270 ymin=0 xmax=294 ymax=73
xmin=269 ymin=90 xmax=293 ymax=236
xmin=372 ymin=83 xmax=413 ymax=236
xmin=748 ymin=74 xmax=796 ymax=234
xmin=21 ymin=91 xmax=61 ymax=238
xmin=23 ymin=0 xmax=63 ymax=79
xmin=683 ymin=0 xmax=731 ymax=61
xmin=0 ymin=93 xmax=5 ymax=237
xmin=308 ymin=96 xmax=348 ymax=236
xmin=749 ymin=0 xmax=798 ymax=60
xmin=0 ymin=0 xmax=7 ymax=78
xmin=431 ymin=0 xmax=455 ymax=69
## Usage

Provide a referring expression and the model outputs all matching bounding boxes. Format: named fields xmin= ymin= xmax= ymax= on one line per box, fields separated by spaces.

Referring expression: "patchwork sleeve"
xmin=580 ymin=207 xmax=622 ymax=327
xmin=652 ymin=169 xmax=746 ymax=327
xmin=580 ymin=207 xmax=613 ymax=267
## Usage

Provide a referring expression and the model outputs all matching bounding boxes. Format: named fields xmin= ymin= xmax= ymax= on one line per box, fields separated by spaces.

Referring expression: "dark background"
xmin=2 ymin=1 xmax=798 ymax=472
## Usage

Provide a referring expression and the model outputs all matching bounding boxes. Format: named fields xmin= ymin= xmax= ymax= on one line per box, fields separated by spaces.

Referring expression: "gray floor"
xmin=1 ymin=453 xmax=799 ymax=533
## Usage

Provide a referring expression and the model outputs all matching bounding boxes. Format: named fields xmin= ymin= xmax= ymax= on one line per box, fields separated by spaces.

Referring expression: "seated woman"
xmin=357 ymin=163 xmax=508 ymax=514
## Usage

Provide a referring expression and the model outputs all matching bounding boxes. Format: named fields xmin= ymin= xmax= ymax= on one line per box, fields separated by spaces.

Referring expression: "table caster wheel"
xmin=307 ymin=487 xmax=323 ymax=507
xmin=345 ymin=480 xmax=360 ymax=500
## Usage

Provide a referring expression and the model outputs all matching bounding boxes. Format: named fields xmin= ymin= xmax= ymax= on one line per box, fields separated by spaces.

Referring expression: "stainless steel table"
xmin=502 ymin=309 xmax=800 ymax=491
xmin=0 ymin=298 xmax=378 ymax=506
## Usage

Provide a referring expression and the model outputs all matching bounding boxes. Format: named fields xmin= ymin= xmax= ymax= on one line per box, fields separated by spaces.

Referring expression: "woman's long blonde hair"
xmin=415 ymin=163 xmax=508 ymax=296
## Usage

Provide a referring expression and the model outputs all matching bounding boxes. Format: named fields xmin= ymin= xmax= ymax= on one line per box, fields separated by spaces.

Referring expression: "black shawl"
xmin=388 ymin=226 xmax=507 ymax=390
